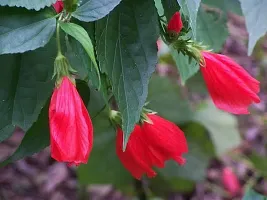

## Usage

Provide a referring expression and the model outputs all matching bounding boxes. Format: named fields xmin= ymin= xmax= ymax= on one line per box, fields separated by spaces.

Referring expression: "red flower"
xmin=49 ymin=77 xmax=93 ymax=166
xmin=167 ymin=12 xmax=183 ymax=34
xmin=222 ymin=167 xmax=241 ymax=197
xmin=116 ymin=114 xmax=188 ymax=179
xmin=53 ymin=0 xmax=64 ymax=13
xmin=200 ymin=51 xmax=260 ymax=114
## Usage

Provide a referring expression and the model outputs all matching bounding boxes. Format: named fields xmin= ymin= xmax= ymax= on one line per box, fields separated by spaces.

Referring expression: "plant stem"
xmin=56 ymin=21 xmax=62 ymax=56
xmin=78 ymin=185 xmax=89 ymax=200
xmin=134 ymin=179 xmax=147 ymax=200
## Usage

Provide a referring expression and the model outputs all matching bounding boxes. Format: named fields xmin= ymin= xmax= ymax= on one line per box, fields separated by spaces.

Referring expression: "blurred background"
xmin=1 ymin=1 xmax=267 ymax=200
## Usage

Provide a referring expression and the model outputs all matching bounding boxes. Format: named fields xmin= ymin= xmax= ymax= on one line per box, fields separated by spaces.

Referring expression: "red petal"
xmin=116 ymin=114 xmax=188 ymax=179
xmin=212 ymin=53 xmax=259 ymax=94
xmin=116 ymin=128 xmax=156 ymax=179
xmin=49 ymin=77 xmax=93 ymax=165
xmin=201 ymin=51 xmax=260 ymax=114
xmin=167 ymin=12 xmax=183 ymax=34
xmin=143 ymin=114 xmax=188 ymax=166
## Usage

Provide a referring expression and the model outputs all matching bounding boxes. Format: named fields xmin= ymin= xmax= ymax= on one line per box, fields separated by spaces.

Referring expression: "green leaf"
xmin=197 ymin=7 xmax=229 ymax=52
xmin=161 ymin=0 xmax=180 ymax=20
xmin=75 ymin=80 xmax=91 ymax=106
xmin=186 ymin=71 xmax=207 ymax=94
xmin=177 ymin=0 xmax=201 ymax=38
xmin=202 ymin=0 xmax=242 ymax=16
xmin=77 ymin=108 xmax=132 ymax=188
xmin=65 ymin=22 xmax=100 ymax=89
xmin=0 ymin=101 xmax=50 ymax=166
xmin=72 ymin=0 xmax=121 ymax=22
xmin=87 ymin=88 xmax=106 ymax=119
xmin=223 ymin=0 xmax=242 ymax=15
xmin=154 ymin=0 xmax=164 ymax=17
xmin=59 ymin=22 xmax=97 ymax=67
xmin=147 ymin=75 xmax=193 ymax=124
xmin=66 ymin=39 xmax=100 ymax=89
xmin=0 ymin=7 xmax=56 ymax=54
xmin=66 ymin=37 xmax=90 ymax=80
xmin=243 ymin=188 xmax=267 ymax=200
xmin=59 ymin=22 xmax=100 ymax=88
xmin=193 ymin=101 xmax=241 ymax=155
xmin=239 ymin=0 xmax=267 ymax=55
xmin=150 ymin=175 xmax=195 ymax=196
xmin=170 ymin=48 xmax=199 ymax=84
xmin=0 ymin=0 xmax=57 ymax=11
xmin=248 ymin=151 xmax=267 ymax=177
xmin=0 ymin=38 xmax=55 ymax=142
xmin=95 ymin=0 xmax=159 ymax=148
xmin=75 ymin=80 xmax=106 ymax=119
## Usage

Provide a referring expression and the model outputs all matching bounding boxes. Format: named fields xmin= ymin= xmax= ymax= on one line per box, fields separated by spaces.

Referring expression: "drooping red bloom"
xmin=167 ymin=12 xmax=183 ymax=34
xmin=116 ymin=114 xmax=188 ymax=179
xmin=49 ymin=77 xmax=93 ymax=166
xmin=53 ymin=0 xmax=64 ymax=13
xmin=200 ymin=51 xmax=260 ymax=114
xmin=222 ymin=167 xmax=241 ymax=197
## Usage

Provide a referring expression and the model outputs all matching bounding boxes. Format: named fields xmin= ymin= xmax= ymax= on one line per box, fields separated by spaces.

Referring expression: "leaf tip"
xmin=122 ymin=135 xmax=129 ymax=152
xmin=122 ymin=128 xmax=132 ymax=152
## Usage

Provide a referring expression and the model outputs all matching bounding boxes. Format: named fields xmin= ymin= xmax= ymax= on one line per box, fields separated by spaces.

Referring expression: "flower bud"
xmin=49 ymin=77 xmax=93 ymax=165
xmin=222 ymin=167 xmax=241 ymax=197
xmin=53 ymin=0 xmax=64 ymax=13
xmin=167 ymin=12 xmax=183 ymax=34
xmin=200 ymin=51 xmax=260 ymax=114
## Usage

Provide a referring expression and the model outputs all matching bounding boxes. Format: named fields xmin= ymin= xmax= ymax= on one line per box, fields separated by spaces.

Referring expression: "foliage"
xmin=239 ymin=0 xmax=267 ymax=55
xmin=194 ymin=101 xmax=241 ymax=156
xmin=243 ymin=188 xmax=267 ymax=200
xmin=0 ymin=0 xmax=265 ymax=198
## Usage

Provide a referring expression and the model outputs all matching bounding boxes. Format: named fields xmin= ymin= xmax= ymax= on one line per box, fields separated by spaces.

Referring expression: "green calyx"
xmin=172 ymin=39 xmax=206 ymax=64
xmin=109 ymin=110 xmax=122 ymax=127
xmin=140 ymin=106 xmax=157 ymax=125
xmin=53 ymin=54 xmax=76 ymax=87
xmin=109 ymin=105 xmax=156 ymax=129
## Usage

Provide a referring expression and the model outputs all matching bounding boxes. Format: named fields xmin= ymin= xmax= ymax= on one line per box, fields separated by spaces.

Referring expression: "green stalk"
xmin=56 ymin=22 xmax=62 ymax=56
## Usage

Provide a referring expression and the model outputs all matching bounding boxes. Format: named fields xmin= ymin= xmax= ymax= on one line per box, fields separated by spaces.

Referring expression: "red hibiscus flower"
xmin=222 ymin=167 xmax=242 ymax=197
xmin=167 ymin=12 xmax=183 ymax=34
xmin=116 ymin=114 xmax=188 ymax=179
xmin=53 ymin=0 xmax=64 ymax=13
xmin=49 ymin=77 xmax=93 ymax=166
xmin=200 ymin=51 xmax=260 ymax=114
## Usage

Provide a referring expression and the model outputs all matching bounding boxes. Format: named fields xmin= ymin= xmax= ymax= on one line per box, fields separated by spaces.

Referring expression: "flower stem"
xmin=134 ymin=179 xmax=147 ymax=200
xmin=56 ymin=20 xmax=62 ymax=56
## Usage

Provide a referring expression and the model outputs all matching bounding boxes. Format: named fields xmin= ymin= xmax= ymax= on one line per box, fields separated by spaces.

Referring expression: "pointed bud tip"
xmin=167 ymin=12 xmax=183 ymax=34
xmin=53 ymin=0 xmax=64 ymax=13
xmin=122 ymin=139 xmax=127 ymax=152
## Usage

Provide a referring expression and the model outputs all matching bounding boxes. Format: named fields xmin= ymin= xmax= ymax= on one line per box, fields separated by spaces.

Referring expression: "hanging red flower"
xmin=222 ymin=167 xmax=242 ymax=197
xmin=116 ymin=114 xmax=188 ymax=179
xmin=200 ymin=51 xmax=260 ymax=114
xmin=53 ymin=0 xmax=64 ymax=13
xmin=49 ymin=77 xmax=93 ymax=166
xmin=167 ymin=12 xmax=183 ymax=34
